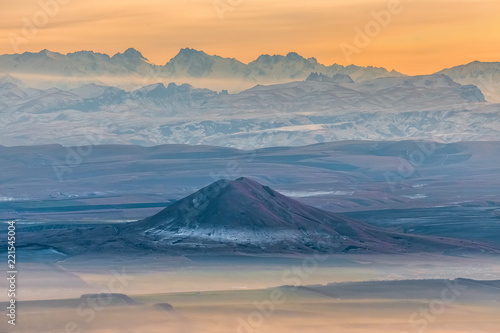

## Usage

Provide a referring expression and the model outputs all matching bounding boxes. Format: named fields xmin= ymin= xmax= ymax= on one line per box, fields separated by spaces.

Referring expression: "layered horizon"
xmin=2 ymin=0 xmax=500 ymax=75
xmin=3 ymin=46 xmax=498 ymax=74
xmin=1 ymin=2 xmax=500 ymax=332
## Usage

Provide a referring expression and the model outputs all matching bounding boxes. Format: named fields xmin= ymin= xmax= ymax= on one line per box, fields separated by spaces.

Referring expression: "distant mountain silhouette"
xmin=0 ymin=48 xmax=403 ymax=91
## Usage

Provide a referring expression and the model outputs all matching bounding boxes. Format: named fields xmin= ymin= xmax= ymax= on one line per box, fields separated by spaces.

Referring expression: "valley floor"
xmin=1 ymin=254 xmax=499 ymax=333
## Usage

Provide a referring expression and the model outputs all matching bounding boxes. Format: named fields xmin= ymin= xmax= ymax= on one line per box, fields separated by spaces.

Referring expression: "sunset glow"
xmin=2 ymin=0 xmax=500 ymax=75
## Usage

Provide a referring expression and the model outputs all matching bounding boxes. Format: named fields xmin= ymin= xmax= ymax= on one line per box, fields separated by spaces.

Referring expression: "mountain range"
xmin=0 ymin=48 xmax=404 ymax=92
xmin=1 ymin=48 xmax=498 ymax=102
xmin=1 ymin=73 xmax=497 ymax=148
xmin=18 ymin=177 xmax=499 ymax=256
xmin=0 ymin=48 xmax=499 ymax=148
xmin=437 ymin=61 xmax=500 ymax=103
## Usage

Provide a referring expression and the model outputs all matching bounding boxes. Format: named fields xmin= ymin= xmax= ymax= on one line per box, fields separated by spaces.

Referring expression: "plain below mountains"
xmin=17 ymin=178 xmax=500 ymax=257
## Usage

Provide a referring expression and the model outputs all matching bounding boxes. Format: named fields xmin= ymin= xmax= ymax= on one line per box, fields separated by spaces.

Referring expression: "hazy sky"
xmin=1 ymin=0 xmax=499 ymax=74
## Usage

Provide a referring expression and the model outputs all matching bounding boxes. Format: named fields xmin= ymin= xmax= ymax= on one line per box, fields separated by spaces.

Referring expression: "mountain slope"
xmin=436 ymin=61 xmax=500 ymax=103
xmin=15 ymin=177 xmax=500 ymax=256
xmin=0 ymin=74 xmax=496 ymax=147
xmin=163 ymin=48 xmax=249 ymax=78
xmin=121 ymin=177 xmax=497 ymax=255
xmin=0 ymin=48 xmax=403 ymax=91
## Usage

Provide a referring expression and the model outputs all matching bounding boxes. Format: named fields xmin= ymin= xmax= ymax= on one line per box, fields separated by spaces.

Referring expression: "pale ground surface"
xmin=1 ymin=254 xmax=499 ymax=332
xmin=3 ymin=254 xmax=500 ymax=301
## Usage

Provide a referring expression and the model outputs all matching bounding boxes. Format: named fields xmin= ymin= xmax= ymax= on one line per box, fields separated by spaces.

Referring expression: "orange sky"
xmin=1 ymin=0 xmax=499 ymax=75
